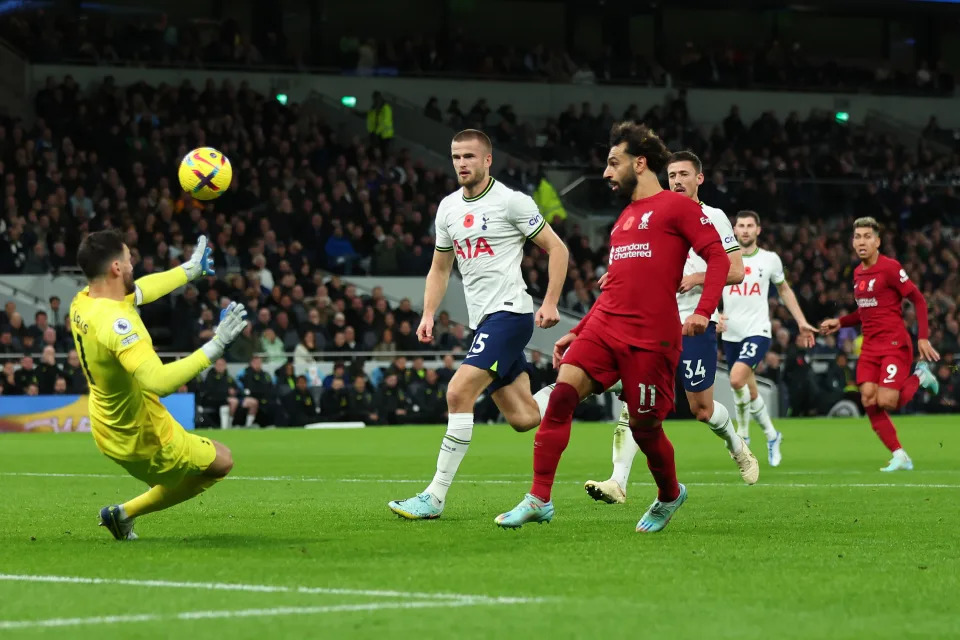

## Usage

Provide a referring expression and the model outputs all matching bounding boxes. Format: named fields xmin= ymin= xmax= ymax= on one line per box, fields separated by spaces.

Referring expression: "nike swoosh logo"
xmin=637 ymin=409 xmax=655 ymax=414
xmin=689 ymin=379 xmax=706 ymax=386
xmin=464 ymin=354 xmax=478 ymax=359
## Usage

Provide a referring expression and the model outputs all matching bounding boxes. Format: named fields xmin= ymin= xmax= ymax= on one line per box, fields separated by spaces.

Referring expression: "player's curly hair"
xmin=77 ymin=229 xmax=125 ymax=281
xmin=609 ymin=121 xmax=671 ymax=174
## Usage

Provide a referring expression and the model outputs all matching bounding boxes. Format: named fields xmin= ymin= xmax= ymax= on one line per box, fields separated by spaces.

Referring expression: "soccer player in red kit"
xmin=495 ymin=122 xmax=731 ymax=532
xmin=820 ymin=217 xmax=940 ymax=472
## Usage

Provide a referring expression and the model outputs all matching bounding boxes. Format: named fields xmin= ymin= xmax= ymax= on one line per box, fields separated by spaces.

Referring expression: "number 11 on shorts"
xmin=638 ymin=383 xmax=657 ymax=408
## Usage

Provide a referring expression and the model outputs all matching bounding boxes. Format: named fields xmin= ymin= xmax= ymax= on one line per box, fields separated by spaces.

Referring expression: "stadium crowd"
xmin=0 ymin=10 xmax=953 ymax=96
xmin=0 ymin=73 xmax=957 ymax=417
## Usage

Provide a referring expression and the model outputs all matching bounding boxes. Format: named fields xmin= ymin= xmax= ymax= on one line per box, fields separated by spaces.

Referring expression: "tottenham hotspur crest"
xmin=638 ymin=211 xmax=654 ymax=229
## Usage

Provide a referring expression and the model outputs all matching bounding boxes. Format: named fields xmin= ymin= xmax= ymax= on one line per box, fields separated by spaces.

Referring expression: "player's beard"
xmin=610 ymin=173 xmax=638 ymax=201
xmin=459 ymin=169 xmax=486 ymax=190
xmin=123 ymin=270 xmax=136 ymax=295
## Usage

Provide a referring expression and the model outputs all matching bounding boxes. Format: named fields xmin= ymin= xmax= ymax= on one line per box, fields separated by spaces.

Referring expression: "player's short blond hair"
xmin=452 ymin=129 xmax=492 ymax=153
xmin=853 ymin=216 xmax=880 ymax=233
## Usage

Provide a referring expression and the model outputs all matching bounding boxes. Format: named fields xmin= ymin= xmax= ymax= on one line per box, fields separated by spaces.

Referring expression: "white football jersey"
xmin=434 ymin=178 xmax=546 ymax=329
xmin=676 ymin=202 xmax=739 ymax=323
xmin=721 ymin=247 xmax=785 ymax=342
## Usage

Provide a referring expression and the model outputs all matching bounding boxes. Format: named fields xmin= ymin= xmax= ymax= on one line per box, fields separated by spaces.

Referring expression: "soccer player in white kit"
xmin=583 ymin=151 xmax=760 ymax=505
xmin=388 ymin=129 xmax=569 ymax=520
xmin=720 ymin=211 xmax=817 ymax=466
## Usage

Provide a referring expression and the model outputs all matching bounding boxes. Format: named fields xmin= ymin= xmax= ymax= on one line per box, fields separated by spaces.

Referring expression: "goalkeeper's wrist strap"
xmin=201 ymin=337 xmax=225 ymax=361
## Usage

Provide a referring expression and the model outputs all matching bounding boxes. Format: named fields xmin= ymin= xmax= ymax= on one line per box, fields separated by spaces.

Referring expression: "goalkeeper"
xmin=68 ymin=229 xmax=248 ymax=541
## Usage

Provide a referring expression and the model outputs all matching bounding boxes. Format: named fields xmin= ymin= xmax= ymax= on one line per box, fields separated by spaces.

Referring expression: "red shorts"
xmin=561 ymin=324 xmax=679 ymax=422
xmin=856 ymin=346 xmax=913 ymax=389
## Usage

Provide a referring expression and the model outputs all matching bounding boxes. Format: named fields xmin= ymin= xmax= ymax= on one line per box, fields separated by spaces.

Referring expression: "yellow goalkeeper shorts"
xmin=110 ymin=420 xmax=217 ymax=488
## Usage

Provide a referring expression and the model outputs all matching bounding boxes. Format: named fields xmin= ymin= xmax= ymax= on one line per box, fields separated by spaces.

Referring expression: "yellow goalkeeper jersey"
xmin=69 ymin=287 xmax=175 ymax=461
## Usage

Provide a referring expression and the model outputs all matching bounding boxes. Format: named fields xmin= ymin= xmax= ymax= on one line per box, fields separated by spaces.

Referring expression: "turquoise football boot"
xmin=494 ymin=493 xmax=554 ymax=529
xmin=635 ymin=484 xmax=687 ymax=533
xmin=388 ymin=492 xmax=443 ymax=520
xmin=915 ymin=362 xmax=940 ymax=396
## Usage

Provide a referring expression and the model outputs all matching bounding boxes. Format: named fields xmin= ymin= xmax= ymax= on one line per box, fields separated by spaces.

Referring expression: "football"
xmin=178 ymin=147 xmax=233 ymax=200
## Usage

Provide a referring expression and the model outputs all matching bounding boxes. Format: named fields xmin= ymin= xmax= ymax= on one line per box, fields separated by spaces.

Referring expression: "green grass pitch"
xmin=0 ymin=416 xmax=958 ymax=639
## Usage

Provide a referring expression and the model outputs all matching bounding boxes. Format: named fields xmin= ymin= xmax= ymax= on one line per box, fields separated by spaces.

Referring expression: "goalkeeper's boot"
xmin=584 ymin=478 xmax=627 ymax=504
xmin=915 ymin=362 xmax=940 ymax=396
xmin=880 ymin=449 xmax=913 ymax=473
xmin=99 ymin=505 xmax=138 ymax=541
xmin=636 ymin=484 xmax=687 ymax=533
xmin=494 ymin=493 xmax=554 ymax=529
xmin=388 ymin=492 xmax=443 ymax=520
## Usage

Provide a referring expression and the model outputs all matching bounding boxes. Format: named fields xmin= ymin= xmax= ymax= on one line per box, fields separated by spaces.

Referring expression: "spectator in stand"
xmin=14 ymin=356 xmax=39 ymax=391
xmin=436 ymin=354 xmax=456 ymax=384
xmin=62 ymin=350 xmax=88 ymax=394
xmin=346 ymin=375 xmax=378 ymax=424
xmin=36 ymin=346 xmax=60 ymax=394
xmin=1 ymin=360 xmax=19 ymax=394
xmin=409 ymin=367 xmax=447 ymax=424
xmin=199 ymin=358 xmax=258 ymax=428
xmin=440 ymin=323 xmax=471 ymax=352
xmin=323 ymin=361 xmax=350 ymax=389
xmin=239 ymin=356 xmax=276 ymax=426
xmin=320 ymin=377 xmax=348 ymax=422
xmin=283 ymin=375 xmax=320 ymax=426
xmin=294 ymin=331 xmax=319 ymax=367
xmin=376 ymin=372 xmax=409 ymax=425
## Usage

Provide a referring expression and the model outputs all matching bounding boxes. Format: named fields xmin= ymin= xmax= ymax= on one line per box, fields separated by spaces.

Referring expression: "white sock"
xmin=606 ymin=379 xmax=623 ymax=394
xmin=219 ymin=405 xmax=231 ymax=430
xmin=749 ymin=395 xmax=777 ymax=441
xmin=610 ymin=410 xmax=639 ymax=491
xmin=893 ymin=448 xmax=910 ymax=461
xmin=732 ymin=386 xmax=751 ymax=438
xmin=533 ymin=384 xmax=555 ymax=421
xmin=245 ymin=412 xmax=255 ymax=427
xmin=706 ymin=401 xmax=742 ymax=454
xmin=424 ymin=413 xmax=474 ymax=503
xmin=117 ymin=505 xmax=130 ymax=520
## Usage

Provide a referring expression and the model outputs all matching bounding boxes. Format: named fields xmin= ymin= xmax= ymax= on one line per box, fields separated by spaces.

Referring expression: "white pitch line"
xmin=0 ymin=600 xmax=507 ymax=631
xmin=0 ymin=574 xmax=541 ymax=604
xmin=1 ymin=471 xmax=957 ymax=489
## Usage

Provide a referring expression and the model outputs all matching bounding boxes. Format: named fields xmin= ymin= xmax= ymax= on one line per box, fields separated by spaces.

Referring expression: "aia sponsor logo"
xmin=454 ymin=237 xmax=494 ymax=259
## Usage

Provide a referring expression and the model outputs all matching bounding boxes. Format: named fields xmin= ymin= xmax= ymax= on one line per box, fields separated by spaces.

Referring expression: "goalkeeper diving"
xmin=68 ymin=229 xmax=249 ymax=541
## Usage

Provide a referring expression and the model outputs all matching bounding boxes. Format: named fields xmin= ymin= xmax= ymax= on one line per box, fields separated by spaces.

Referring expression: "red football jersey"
xmin=852 ymin=255 xmax=917 ymax=355
xmin=578 ymin=190 xmax=725 ymax=354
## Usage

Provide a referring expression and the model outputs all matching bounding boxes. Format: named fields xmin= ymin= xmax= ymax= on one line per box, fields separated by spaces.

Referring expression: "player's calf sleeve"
xmin=865 ymin=405 xmax=902 ymax=452
xmin=611 ymin=416 xmax=640 ymax=490
xmin=530 ymin=382 xmax=579 ymax=502
xmin=897 ymin=375 xmax=921 ymax=410
xmin=732 ymin=385 xmax=751 ymax=435
xmin=748 ymin=395 xmax=778 ymax=440
xmin=631 ymin=424 xmax=680 ymax=503
xmin=706 ymin=401 xmax=742 ymax=454
xmin=425 ymin=413 xmax=474 ymax=503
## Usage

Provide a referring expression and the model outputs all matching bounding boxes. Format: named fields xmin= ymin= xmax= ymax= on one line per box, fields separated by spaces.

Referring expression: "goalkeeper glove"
xmin=201 ymin=302 xmax=248 ymax=361
xmin=182 ymin=235 xmax=215 ymax=280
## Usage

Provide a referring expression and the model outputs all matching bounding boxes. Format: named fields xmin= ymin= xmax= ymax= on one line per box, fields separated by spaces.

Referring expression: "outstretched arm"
xmin=131 ymin=236 xmax=215 ymax=305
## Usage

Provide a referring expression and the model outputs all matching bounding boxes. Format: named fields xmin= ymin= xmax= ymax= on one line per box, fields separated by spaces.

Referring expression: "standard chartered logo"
xmin=610 ymin=242 xmax=653 ymax=262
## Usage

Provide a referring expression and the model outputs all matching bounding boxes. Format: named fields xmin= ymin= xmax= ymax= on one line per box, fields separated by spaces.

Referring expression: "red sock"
xmin=865 ymin=405 xmax=901 ymax=452
xmin=530 ymin=382 xmax=579 ymax=502
xmin=631 ymin=424 xmax=680 ymax=502
xmin=897 ymin=375 xmax=920 ymax=410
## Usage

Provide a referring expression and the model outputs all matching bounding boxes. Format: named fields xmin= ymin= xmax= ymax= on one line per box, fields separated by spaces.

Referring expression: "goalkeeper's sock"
xmin=424 ymin=413 xmax=473 ymax=504
xmin=122 ymin=475 xmax=223 ymax=518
